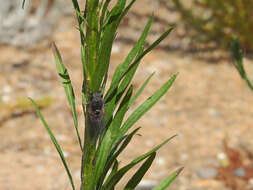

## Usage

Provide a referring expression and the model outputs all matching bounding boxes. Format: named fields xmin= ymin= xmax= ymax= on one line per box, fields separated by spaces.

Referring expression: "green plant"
xmin=23 ymin=0 xmax=182 ymax=189
xmin=171 ymin=0 xmax=253 ymax=51
xmin=231 ymin=38 xmax=253 ymax=90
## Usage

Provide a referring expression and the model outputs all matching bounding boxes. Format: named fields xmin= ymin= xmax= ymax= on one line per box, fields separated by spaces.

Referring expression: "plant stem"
xmin=86 ymin=0 xmax=99 ymax=91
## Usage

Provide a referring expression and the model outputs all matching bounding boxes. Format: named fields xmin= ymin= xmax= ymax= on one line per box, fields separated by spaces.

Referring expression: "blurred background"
xmin=1 ymin=0 xmax=253 ymax=189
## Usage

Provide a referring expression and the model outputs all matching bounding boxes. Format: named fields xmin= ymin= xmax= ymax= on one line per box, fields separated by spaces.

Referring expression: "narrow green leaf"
xmin=81 ymin=45 xmax=87 ymax=76
xmin=92 ymin=0 xmax=127 ymax=92
xmin=122 ymin=28 xmax=173 ymax=80
xmin=75 ymin=9 xmax=85 ymax=21
xmin=99 ymin=0 xmax=112 ymax=35
xmin=111 ymin=86 xmax=133 ymax=138
xmin=103 ymin=135 xmax=177 ymax=189
xmin=101 ymin=70 xmax=108 ymax=94
xmin=110 ymin=160 xmax=119 ymax=179
xmin=97 ymin=74 xmax=177 ymax=188
xmin=102 ymin=1 xmax=125 ymax=28
xmin=152 ymin=167 xmax=184 ymax=190
xmin=107 ymin=26 xmax=171 ymax=106
xmin=104 ymin=16 xmax=154 ymax=126
xmin=52 ymin=43 xmax=82 ymax=150
xmin=102 ymin=160 xmax=119 ymax=189
xmin=95 ymin=135 xmax=124 ymax=189
xmin=105 ymin=87 xmax=118 ymax=124
xmin=71 ymin=0 xmax=86 ymax=95
xmin=91 ymin=130 xmax=115 ymax=190
xmin=71 ymin=0 xmax=81 ymax=17
xmin=71 ymin=0 xmax=85 ymax=46
xmin=231 ymin=38 xmax=245 ymax=78
xmin=230 ymin=38 xmax=253 ymax=90
xmin=124 ymin=152 xmax=156 ymax=190
xmin=107 ymin=135 xmax=127 ymax=161
xmin=97 ymin=127 xmax=141 ymax=189
xmin=105 ymin=67 xmax=135 ymax=125
xmin=105 ymin=15 xmax=154 ymax=101
xmin=121 ymin=0 xmax=137 ymax=19
xmin=129 ymin=72 xmax=155 ymax=108
xmin=108 ymin=127 xmax=141 ymax=170
xmin=112 ymin=27 xmax=173 ymax=104
xmin=29 ymin=98 xmax=76 ymax=190
xmin=112 ymin=159 xmax=119 ymax=172
xmin=120 ymin=73 xmax=178 ymax=136
xmin=105 ymin=52 xmax=143 ymax=125
xmin=115 ymin=45 xmax=144 ymax=104
xmin=96 ymin=88 xmax=135 ymax=189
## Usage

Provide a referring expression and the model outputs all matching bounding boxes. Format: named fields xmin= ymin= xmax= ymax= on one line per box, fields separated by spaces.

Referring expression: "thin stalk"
xmin=86 ymin=0 xmax=99 ymax=89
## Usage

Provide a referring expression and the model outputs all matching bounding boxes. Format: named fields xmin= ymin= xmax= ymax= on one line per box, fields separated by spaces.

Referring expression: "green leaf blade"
xmin=122 ymin=27 xmax=173 ymax=80
xmin=92 ymin=0 xmax=128 ymax=91
xmin=103 ymin=135 xmax=177 ymax=189
xmin=104 ymin=16 xmax=154 ymax=126
xmin=152 ymin=167 xmax=184 ymax=190
xmin=129 ymin=72 xmax=155 ymax=108
xmin=124 ymin=152 xmax=156 ymax=190
xmin=52 ymin=42 xmax=82 ymax=150
xmin=92 ymin=130 xmax=115 ymax=189
xmin=105 ymin=15 xmax=154 ymax=101
xmin=111 ymin=85 xmax=133 ymax=138
xmin=98 ymin=127 xmax=141 ymax=188
xmin=115 ymin=45 xmax=144 ymax=105
xmin=121 ymin=0 xmax=137 ymax=19
xmin=230 ymin=38 xmax=253 ymax=90
xmin=120 ymin=73 xmax=178 ymax=137
xmin=29 ymin=98 xmax=76 ymax=190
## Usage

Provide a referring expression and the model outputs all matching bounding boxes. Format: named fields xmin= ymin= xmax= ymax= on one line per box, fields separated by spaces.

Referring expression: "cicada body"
xmin=86 ymin=92 xmax=105 ymax=141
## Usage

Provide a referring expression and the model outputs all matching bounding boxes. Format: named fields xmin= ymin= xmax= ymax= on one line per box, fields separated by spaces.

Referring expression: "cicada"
xmin=86 ymin=92 xmax=105 ymax=141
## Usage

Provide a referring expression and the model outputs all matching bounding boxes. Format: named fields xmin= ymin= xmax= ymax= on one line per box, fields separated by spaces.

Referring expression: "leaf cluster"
xmin=25 ymin=0 xmax=182 ymax=189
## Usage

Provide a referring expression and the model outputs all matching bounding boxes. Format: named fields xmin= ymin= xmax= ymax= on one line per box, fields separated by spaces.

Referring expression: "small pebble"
xmin=197 ymin=168 xmax=218 ymax=179
xmin=43 ymin=147 xmax=52 ymax=155
xmin=217 ymin=152 xmax=229 ymax=167
xmin=74 ymin=170 xmax=81 ymax=179
xmin=136 ymin=180 xmax=158 ymax=190
xmin=63 ymin=151 xmax=69 ymax=158
xmin=57 ymin=135 xmax=68 ymax=142
xmin=208 ymin=108 xmax=221 ymax=118
xmin=3 ymin=85 xmax=11 ymax=93
xmin=1 ymin=95 xmax=10 ymax=102
xmin=112 ymin=44 xmax=120 ymax=53
xmin=249 ymin=178 xmax=253 ymax=185
xmin=180 ymin=153 xmax=188 ymax=161
xmin=155 ymin=156 xmax=165 ymax=166
xmin=234 ymin=168 xmax=245 ymax=177
xmin=36 ymin=166 xmax=45 ymax=173
xmin=145 ymin=140 xmax=154 ymax=147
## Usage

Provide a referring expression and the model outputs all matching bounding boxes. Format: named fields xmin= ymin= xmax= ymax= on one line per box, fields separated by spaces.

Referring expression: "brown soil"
xmin=1 ymin=1 xmax=253 ymax=190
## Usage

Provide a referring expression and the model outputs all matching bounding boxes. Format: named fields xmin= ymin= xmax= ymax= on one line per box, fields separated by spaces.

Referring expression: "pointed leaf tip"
xmin=176 ymin=167 xmax=184 ymax=175
xmin=28 ymin=97 xmax=76 ymax=190
xmin=51 ymin=42 xmax=58 ymax=54
xmin=51 ymin=42 xmax=56 ymax=48
xmin=152 ymin=165 xmax=182 ymax=190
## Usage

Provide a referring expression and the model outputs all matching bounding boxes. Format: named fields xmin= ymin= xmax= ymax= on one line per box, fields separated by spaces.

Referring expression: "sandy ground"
xmin=1 ymin=1 xmax=253 ymax=190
